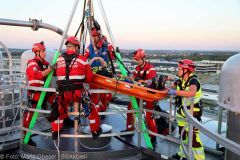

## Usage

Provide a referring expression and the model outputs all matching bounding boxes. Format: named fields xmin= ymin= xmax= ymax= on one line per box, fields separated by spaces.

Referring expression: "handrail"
xmin=19 ymin=83 xmax=181 ymax=148
xmin=19 ymin=88 xmax=184 ymax=146
xmin=0 ymin=73 xmax=23 ymax=79
xmin=183 ymin=98 xmax=240 ymax=156
xmin=19 ymin=89 xmax=139 ymax=139
xmin=0 ymin=105 xmax=19 ymax=111
xmin=8 ymin=71 xmax=233 ymax=158
xmin=20 ymin=85 xmax=113 ymax=93
xmin=21 ymin=105 xmax=137 ymax=115
xmin=0 ymin=126 xmax=20 ymax=134
xmin=14 ymin=81 xmax=234 ymax=160
xmin=144 ymin=108 xmax=187 ymax=122
xmin=21 ymin=127 xmax=135 ymax=138
xmin=0 ymin=84 xmax=19 ymax=90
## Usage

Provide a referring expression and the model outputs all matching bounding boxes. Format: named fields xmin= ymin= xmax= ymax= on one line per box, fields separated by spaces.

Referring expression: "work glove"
xmin=168 ymin=88 xmax=177 ymax=95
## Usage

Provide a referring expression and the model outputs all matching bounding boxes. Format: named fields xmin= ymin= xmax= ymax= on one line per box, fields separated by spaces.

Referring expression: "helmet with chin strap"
xmin=32 ymin=41 xmax=46 ymax=53
xmin=133 ymin=49 xmax=145 ymax=61
xmin=65 ymin=36 xmax=80 ymax=47
xmin=178 ymin=59 xmax=196 ymax=72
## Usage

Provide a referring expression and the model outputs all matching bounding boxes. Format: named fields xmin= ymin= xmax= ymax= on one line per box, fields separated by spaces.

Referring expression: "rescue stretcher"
xmin=90 ymin=73 xmax=168 ymax=102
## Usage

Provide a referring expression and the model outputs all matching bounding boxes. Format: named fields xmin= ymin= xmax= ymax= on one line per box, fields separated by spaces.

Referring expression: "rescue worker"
xmin=169 ymin=59 xmax=205 ymax=160
xmin=52 ymin=36 xmax=102 ymax=140
xmin=24 ymin=41 xmax=55 ymax=146
xmin=84 ymin=27 xmax=114 ymax=113
xmin=122 ymin=49 xmax=158 ymax=145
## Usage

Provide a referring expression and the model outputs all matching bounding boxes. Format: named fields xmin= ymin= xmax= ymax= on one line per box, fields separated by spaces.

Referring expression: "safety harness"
xmin=136 ymin=62 xmax=150 ymax=80
xmin=33 ymin=58 xmax=49 ymax=70
xmin=57 ymin=53 xmax=84 ymax=92
xmin=27 ymin=58 xmax=49 ymax=109
xmin=175 ymin=75 xmax=203 ymax=121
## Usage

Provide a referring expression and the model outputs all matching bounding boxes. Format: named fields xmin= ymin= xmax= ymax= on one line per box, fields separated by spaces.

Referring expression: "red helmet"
xmin=32 ymin=41 xmax=46 ymax=53
xmin=133 ymin=49 xmax=145 ymax=61
xmin=178 ymin=59 xmax=196 ymax=72
xmin=65 ymin=36 xmax=80 ymax=46
xmin=91 ymin=27 xmax=100 ymax=37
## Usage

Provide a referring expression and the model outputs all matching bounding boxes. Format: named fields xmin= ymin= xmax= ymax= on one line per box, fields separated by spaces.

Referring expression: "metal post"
xmin=97 ymin=0 xmax=117 ymax=48
xmin=74 ymin=103 xmax=79 ymax=152
xmin=188 ymin=98 xmax=194 ymax=160
xmin=19 ymin=87 xmax=23 ymax=150
xmin=11 ymin=85 xmax=15 ymax=116
xmin=216 ymin=106 xmax=223 ymax=150
xmin=138 ymin=99 xmax=143 ymax=148
xmin=173 ymin=97 xmax=177 ymax=118
xmin=169 ymin=96 xmax=172 ymax=134
xmin=2 ymin=92 xmax=6 ymax=128
xmin=168 ymin=96 xmax=173 ymax=156
xmin=57 ymin=0 xmax=80 ymax=52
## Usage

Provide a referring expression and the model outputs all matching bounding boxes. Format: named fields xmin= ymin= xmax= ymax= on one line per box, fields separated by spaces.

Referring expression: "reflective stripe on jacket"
xmin=176 ymin=74 xmax=202 ymax=108
xmin=55 ymin=53 xmax=93 ymax=83
xmin=26 ymin=58 xmax=49 ymax=87
xmin=133 ymin=62 xmax=156 ymax=80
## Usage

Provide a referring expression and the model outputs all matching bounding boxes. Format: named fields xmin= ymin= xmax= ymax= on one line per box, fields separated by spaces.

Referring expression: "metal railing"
xmin=181 ymin=98 xmax=240 ymax=160
xmin=2 ymin=69 xmax=238 ymax=160
xmin=0 ymin=81 xmax=21 ymax=151
xmin=19 ymin=85 xmax=139 ymax=154
xmin=0 ymin=71 xmax=234 ymax=159
xmin=18 ymin=83 xmax=180 ymax=151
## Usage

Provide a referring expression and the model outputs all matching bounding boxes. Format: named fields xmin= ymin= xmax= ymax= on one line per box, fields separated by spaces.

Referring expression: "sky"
xmin=1 ymin=0 xmax=240 ymax=51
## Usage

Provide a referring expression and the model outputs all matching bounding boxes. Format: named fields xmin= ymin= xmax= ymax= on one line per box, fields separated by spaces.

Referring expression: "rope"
xmin=78 ymin=0 xmax=87 ymax=41
xmin=81 ymin=19 xmax=88 ymax=54
xmin=74 ymin=22 xmax=82 ymax=38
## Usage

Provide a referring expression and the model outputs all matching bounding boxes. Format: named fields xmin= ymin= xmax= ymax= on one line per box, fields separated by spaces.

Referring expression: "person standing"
xmin=122 ymin=49 xmax=158 ymax=145
xmin=25 ymin=41 xmax=55 ymax=146
xmin=169 ymin=59 xmax=205 ymax=160
xmin=52 ymin=36 xmax=102 ymax=139
xmin=84 ymin=27 xmax=114 ymax=113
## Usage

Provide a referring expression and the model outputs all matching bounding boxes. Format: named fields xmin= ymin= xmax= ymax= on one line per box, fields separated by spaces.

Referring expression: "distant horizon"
xmin=1 ymin=47 xmax=239 ymax=54
xmin=1 ymin=47 xmax=239 ymax=53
